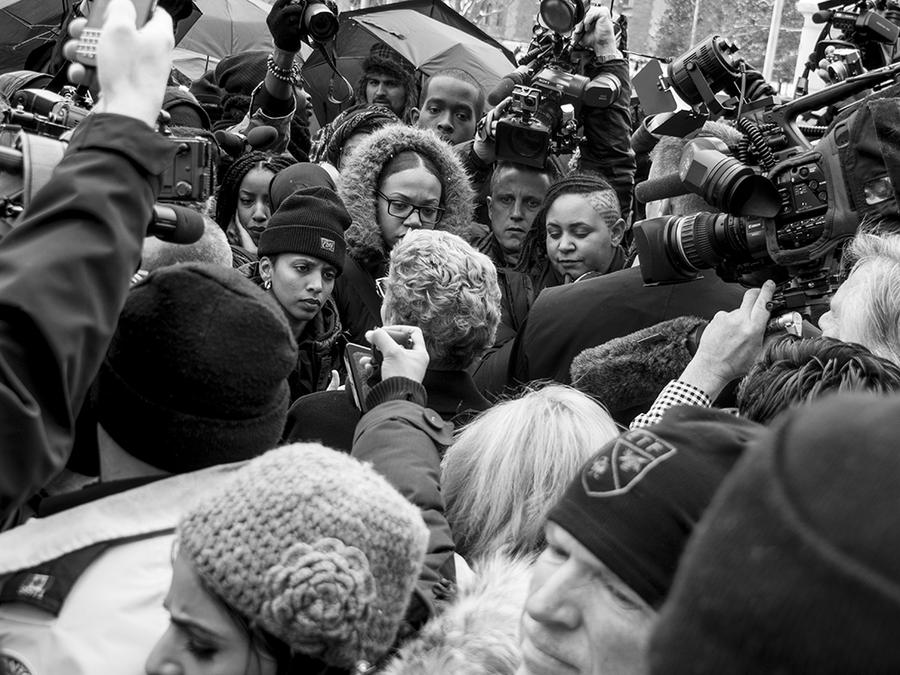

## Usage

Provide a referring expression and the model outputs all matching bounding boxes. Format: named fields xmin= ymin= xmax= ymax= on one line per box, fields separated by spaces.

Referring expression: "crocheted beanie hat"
xmin=177 ymin=443 xmax=429 ymax=669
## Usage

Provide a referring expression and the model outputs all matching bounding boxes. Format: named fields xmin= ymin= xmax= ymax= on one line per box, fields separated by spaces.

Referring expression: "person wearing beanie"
xmin=0 ymin=263 xmax=298 ymax=674
xmin=355 ymin=42 xmax=419 ymax=119
xmin=648 ymin=392 xmax=900 ymax=674
xmin=251 ymin=186 xmax=351 ymax=400
xmin=335 ymin=122 xmax=475 ymax=344
xmin=517 ymin=405 xmax=761 ymax=675
xmin=144 ymin=443 xmax=429 ymax=674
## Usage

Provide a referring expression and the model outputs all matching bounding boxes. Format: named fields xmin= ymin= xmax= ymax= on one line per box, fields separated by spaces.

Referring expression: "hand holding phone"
xmin=62 ymin=0 xmax=173 ymax=128
xmin=367 ymin=326 xmax=428 ymax=383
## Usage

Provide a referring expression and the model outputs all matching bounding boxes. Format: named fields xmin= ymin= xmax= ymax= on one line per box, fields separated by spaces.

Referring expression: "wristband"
xmin=266 ymin=54 xmax=300 ymax=84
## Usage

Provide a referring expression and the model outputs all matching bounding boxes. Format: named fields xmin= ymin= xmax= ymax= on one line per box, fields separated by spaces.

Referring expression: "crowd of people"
xmin=1 ymin=0 xmax=900 ymax=672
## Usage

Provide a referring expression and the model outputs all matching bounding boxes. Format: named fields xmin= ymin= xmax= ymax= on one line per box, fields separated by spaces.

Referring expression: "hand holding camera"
xmin=571 ymin=5 xmax=620 ymax=59
xmin=473 ymin=96 xmax=513 ymax=163
xmin=267 ymin=0 xmax=307 ymax=52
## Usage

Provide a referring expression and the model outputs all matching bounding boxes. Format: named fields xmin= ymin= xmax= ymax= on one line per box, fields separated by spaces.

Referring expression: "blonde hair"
xmin=383 ymin=230 xmax=501 ymax=370
xmin=442 ymin=385 xmax=619 ymax=561
xmin=844 ymin=228 xmax=900 ymax=365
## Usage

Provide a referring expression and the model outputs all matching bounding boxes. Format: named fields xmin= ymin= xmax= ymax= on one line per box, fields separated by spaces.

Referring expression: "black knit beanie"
xmin=94 ymin=263 xmax=298 ymax=473
xmin=214 ymin=51 xmax=269 ymax=97
xmin=649 ymin=392 xmax=900 ymax=674
xmin=548 ymin=405 xmax=761 ymax=609
xmin=258 ymin=187 xmax=350 ymax=273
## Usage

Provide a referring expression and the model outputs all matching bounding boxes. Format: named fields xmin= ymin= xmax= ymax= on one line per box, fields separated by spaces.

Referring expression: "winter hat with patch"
xmin=648 ymin=392 xmax=900 ymax=674
xmin=94 ymin=263 xmax=297 ymax=473
xmin=258 ymin=187 xmax=350 ymax=274
xmin=177 ymin=442 xmax=429 ymax=670
xmin=548 ymin=405 xmax=761 ymax=608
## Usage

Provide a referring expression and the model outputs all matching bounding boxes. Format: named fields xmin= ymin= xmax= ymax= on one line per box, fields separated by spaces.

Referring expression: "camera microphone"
xmin=635 ymin=173 xmax=690 ymax=204
xmin=488 ymin=66 xmax=534 ymax=106
xmin=812 ymin=10 xmax=834 ymax=23
xmin=149 ymin=204 xmax=205 ymax=244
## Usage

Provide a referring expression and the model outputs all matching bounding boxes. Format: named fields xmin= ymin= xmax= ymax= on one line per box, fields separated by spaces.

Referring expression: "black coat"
xmin=511 ymin=266 xmax=746 ymax=385
xmin=0 ymin=114 xmax=175 ymax=523
xmin=284 ymin=369 xmax=490 ymax=452
xmin=333 ymin=254 xmax=385 ymax=346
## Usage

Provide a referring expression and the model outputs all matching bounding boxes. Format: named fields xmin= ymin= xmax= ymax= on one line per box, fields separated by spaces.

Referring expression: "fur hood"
xmin=338 ymin=123 xmax=475 ymax=269
xmin=381 ymin=553 xmax=533 ymax=675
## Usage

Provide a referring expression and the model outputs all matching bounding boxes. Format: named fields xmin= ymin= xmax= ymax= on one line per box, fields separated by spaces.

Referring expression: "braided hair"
xmin=214 ymin=151 xmax=296 ymax=233
xmin=514 ymin=172 xmax=618 ymax=281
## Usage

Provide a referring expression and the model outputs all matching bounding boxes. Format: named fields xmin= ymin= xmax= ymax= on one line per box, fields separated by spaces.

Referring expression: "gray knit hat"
xmin=177 ymin=443 xmax=429 ymax=669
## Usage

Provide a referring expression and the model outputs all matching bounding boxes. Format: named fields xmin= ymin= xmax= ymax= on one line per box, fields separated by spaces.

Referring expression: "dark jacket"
xmin=333 ymin=254 xmax=385 ymax=346
xmin=351 ymin=378 xmax=456 ymax=617
xmin=578 ymin=57 xmax=636 ymax=223
xmin=285 ymin=368 xmax=490 ymax=452
xmin=511 ymin=266 xmax=746 ymax=386
xmin=0 ymin=114 xmax=174 ymax=524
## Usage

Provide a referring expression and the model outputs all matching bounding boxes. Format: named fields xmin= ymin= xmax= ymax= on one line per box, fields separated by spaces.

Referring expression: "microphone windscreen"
xmin=487 ymin=76 xmax=519 ymax=107
xmin=246 ymin=125 xmax=278 ymax=151
xmin=149 ymin=204 xmax=205 ymax=244
xmin=570 ymin=316 xmax=708 ymax=424
xmin=213 ymin=130 xmax=246 ymax=157
xmin=812 ymin=10 xmax=832 ymax=23
xmin=635 ymin=173 xmax=690 ymax=204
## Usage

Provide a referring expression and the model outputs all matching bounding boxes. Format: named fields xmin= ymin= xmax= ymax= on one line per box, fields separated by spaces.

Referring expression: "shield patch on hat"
xmin=582 ymin=429 xmax=677 ymax=497
xmin=321 ymin=237 xmax=336 ymax=252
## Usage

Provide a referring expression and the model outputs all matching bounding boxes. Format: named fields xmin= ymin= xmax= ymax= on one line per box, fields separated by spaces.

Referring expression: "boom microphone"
xmin=634 ymin=173 xmax=690 ymax=204
xmin=487 ymin=65 xmax=535 ymax=106
xmin=149 ymin=204 xmax=205 ymax=244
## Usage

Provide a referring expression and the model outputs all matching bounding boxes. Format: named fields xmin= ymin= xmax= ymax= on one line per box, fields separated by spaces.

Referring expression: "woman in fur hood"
xmin=336 ymin=123 xmax=475 ymax=344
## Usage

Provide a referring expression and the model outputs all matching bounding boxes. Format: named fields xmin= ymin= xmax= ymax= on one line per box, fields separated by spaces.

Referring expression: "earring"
xmin=263 ymin=279 xmax=272 ymax=290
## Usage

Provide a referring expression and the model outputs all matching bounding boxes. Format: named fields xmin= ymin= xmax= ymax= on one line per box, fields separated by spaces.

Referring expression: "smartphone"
xmin=73 ymin=0 xmax=159 ymax=70
xmin=344 ymin=342 xmax=375 ymax=413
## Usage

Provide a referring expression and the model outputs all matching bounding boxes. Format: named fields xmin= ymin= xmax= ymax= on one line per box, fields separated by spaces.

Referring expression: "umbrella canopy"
xmin=177 ymin=0 xmax=275 ymax=64
xmin=302 ymin=4 xmax=516 ymax=125
xmin=0 ymin=0 xmax=69 ymax=74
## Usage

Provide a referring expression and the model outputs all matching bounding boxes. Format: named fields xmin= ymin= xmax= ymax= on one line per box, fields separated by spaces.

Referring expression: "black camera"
xmin=488 ymin=0 xmax=624 ymax=167
xmin=291 ymin=0 xmax=338 ymax=43
xmin=6 ymin=88 xmax=92 ymax=139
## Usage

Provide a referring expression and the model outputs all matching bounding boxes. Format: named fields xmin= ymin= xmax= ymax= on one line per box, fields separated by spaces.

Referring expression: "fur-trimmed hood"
xmin=381 ymin=553 xmax=533 ymax=675
xmin=337 ymin=123 xmax=475 ymax=270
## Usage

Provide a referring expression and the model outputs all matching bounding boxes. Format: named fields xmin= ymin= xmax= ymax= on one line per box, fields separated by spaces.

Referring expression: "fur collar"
xmin=382 ymin=553 xmax=533 ymax=675
xmin=338 ymin=123 xmax=475 ymax=269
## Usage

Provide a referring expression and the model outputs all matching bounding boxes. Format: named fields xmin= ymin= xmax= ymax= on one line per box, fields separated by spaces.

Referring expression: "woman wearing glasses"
xmin=335 ymin=123 xmax=474 ymax=344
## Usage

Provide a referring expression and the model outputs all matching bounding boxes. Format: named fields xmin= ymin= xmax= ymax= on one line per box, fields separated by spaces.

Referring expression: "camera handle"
xmin=770 ymin=60 xmax=900 ymax=149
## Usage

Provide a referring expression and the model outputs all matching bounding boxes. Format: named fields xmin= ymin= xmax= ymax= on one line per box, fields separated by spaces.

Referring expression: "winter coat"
xmin=0 ymin=464 xmax=244 ymax=675
xmin=335 ymin=124 xmax=476 ymax=344
xmin=382 ymin=553 xmax=533 ymax=675
xmin=513 ymin=266 xmax=746 ymax=385
xmin=242 ymin=262 xmax=345 ymax=401
xmin=0 ymin=114 xmax=175 ymax=524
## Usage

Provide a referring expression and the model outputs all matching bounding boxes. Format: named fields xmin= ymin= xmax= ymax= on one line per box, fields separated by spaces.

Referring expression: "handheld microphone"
xmin=213 ymin=125 xmax=279 ymax=156
xmin=149 ymin=204 xmax=205 ymax=244
xmin=634 ymin=173 xmax=689 ymax=204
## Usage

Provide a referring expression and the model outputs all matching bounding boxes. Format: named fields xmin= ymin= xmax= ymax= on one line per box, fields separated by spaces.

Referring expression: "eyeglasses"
xmin=376 ymin=191 xmax=445 ymax=225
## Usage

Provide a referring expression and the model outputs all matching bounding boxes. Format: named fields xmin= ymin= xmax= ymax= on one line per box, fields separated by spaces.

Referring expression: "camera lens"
xmin=539 ymin=0 xmax=584 ymax=34
xmin=304 ymin=2 xmax=338 ymax=42
xmin=668 ymin=35 xmax=741 ymax=106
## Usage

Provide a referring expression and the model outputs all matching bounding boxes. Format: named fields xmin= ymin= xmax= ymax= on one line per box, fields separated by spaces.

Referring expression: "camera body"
xmin=7 ymin=89 xmax=91 ymax=139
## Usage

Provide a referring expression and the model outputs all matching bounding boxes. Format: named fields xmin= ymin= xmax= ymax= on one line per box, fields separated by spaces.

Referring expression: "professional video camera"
xmin=801 ymin=0 xmax=900 ymax=90
xmin=486 ymin=0 xmax=627 ymax=168
xmin=0 ymin=109 xmax=215 ymax=243
xmin=1 ymin=90 xmax=216 ymax=207
xmin=631 ymin=31 xmax=900 ymax=321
